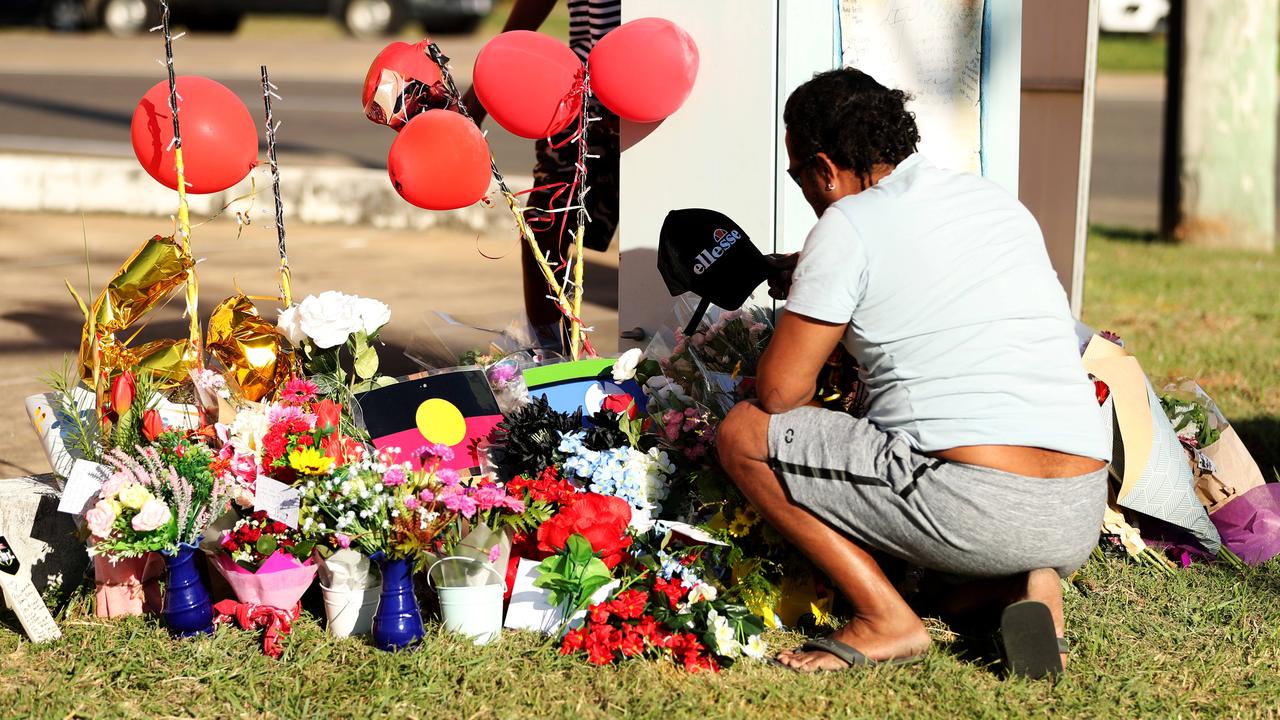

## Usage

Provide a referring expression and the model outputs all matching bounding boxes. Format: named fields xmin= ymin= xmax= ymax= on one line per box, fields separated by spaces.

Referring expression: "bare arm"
xmin=756 ymin=310 xmax=847 ymax=415
xmin=461 ymin=0 xmax=561 ymax=122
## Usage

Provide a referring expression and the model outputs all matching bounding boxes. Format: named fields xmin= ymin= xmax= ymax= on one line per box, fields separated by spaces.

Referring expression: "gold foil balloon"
xmin=92 ymin=235 xmax=192 ymax=332
xmin=206 ymin=294 xmax=292 ymax=402
xmin=78 ymin=235 xmax=194 ymax=385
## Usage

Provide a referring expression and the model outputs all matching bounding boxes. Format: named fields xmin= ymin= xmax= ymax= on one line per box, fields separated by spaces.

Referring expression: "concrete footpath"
xmin=0 ymin=211 xmax=620 ymax=477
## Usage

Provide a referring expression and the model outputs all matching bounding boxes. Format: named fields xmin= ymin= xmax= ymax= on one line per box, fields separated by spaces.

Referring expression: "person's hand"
xmin=765 ymin=252 xmax=799 ymax=300
xmin=460 ymin=86 xmax=487 ymax=126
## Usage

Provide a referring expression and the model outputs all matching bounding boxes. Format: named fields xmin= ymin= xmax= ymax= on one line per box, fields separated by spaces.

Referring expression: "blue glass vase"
xmin=161 ymin=543 xmax=214 ymax=637
xmin=371 ymin=552 xmax=424 ymax=651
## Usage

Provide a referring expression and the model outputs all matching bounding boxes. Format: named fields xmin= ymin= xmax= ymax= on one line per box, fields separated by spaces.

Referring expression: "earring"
xmin=826 ymin=183 xmax=835 ymax=190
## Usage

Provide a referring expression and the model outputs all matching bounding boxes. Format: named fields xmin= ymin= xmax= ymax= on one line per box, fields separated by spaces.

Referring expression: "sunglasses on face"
xmin=787 ymin=155 xmax=817 ymax=185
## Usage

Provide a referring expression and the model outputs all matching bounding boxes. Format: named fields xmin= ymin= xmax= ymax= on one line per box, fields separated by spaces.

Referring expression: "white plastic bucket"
xmin=321 ymin=583 xmax=379 ymax=638
xmin=429 ymin=557 xmax=506 ymax=646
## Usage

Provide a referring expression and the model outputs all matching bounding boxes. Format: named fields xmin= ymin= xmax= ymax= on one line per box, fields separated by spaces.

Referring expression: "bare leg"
xmin=717 ymin=402 xmax=931 ymax=671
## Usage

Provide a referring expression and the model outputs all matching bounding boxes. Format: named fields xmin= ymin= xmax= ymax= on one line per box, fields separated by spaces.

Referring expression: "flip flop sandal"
xmin=999 ymin=600 xmax=1066 ymax=680
xmin=770 ymin=635 xmax=928 ymax=673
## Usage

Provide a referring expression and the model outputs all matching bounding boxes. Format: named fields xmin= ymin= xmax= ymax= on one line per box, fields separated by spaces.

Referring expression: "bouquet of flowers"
xmin=87 ymin=436 xmax=237 ymax=558
xmin=212 ymin=510 xmax=319 ymax=610
xmin=276 ymin=291 xmax=394 ymax=396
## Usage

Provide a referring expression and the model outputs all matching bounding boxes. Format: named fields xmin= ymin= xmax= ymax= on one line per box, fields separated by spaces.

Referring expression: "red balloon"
xmin=473 ymin=30 xmax=582 ymax=139
xmin=362 ymin=40 xmax=445 ymax=111
xmin=589 ymin=18 xmax=699 ymax=124
xmin=388 ymin=109 xmax=491 ymax=211
xmin=130 ymin=76 xmax=258 ymax=195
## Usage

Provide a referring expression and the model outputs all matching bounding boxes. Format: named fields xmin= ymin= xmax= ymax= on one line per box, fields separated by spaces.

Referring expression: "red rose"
xmin=535 ymin=493 xmax=632 ymax=569
xmin=141 ymin=409 xmax=165 ymax=442
xmin=313 ymin=399 xmax=343 ymax=430
xmin=601 ymin=393 xmax=638 ymax=419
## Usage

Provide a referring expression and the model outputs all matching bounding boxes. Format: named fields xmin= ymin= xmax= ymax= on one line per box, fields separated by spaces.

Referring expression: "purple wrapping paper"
xmin=1210 ymin=484 xmax=1280 ymax=566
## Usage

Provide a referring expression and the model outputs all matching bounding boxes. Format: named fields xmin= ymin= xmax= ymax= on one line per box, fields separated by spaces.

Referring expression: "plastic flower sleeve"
xmin=315 ymin=549 xmax=380 ymax=592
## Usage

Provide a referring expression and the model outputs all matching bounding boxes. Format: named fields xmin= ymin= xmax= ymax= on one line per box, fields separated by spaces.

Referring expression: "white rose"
xmin=612 ymin=348 xmax=643 ymax=383
xmin=354 ymin=296 xmax=391 ymax=335
xmin=298 ymin=291 xmax=363 ymax=349
xmin=276 ymin=305 xmax=305 ymax=345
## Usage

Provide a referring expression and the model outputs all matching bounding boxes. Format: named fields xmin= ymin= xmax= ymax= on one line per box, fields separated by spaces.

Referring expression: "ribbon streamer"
xmin=422 ymin=42 xmax=588 ymax=357
xmin=213 ymin=599 xmax=300 ymax=659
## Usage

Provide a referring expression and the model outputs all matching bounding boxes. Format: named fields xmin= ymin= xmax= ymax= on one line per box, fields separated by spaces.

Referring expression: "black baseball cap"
xmin=657 ymin=208 xmax=770 ymax=336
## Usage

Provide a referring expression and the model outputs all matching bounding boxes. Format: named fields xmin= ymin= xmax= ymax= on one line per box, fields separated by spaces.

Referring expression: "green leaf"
xmin=352 ymin=331 xmax=369 ymax=356
xmin=533 ymin=571 xmax=565 ymax=589
xmin=577 ymin=575 xmax=612 ymax=604
xmin=354 ymin=345 xmax=379 ymax=380
xmin=255 ymin=534 xmax=278 ymax=556
xmin=565 ymin=534 xmax=594 ymax=566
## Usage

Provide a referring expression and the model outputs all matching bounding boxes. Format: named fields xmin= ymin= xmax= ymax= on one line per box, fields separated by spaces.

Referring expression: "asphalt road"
xmin=0 ymin=70 xmax=538 ymax=175
xmin=0 ymin=30 xmax=1259 ymax=233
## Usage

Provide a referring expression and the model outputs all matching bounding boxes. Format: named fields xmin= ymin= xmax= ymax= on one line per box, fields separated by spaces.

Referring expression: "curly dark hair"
xmin=783 ymin=68 xmax=920 ymax=183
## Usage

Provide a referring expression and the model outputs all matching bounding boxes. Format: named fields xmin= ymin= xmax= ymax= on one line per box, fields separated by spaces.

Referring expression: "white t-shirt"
xmin=786 ymin=153 xmax=1110 ymax=460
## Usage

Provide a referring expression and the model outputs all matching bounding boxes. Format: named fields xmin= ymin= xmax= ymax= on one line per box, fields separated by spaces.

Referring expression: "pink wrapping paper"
xmin=94 ymin=554 xmax=163 ymax=618
xmin=213 ymin=551 xmax=318 ymax=610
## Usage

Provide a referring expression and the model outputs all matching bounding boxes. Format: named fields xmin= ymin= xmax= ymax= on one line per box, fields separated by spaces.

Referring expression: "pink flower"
xmin=99 ymin=472 xmax=127 ymax=500
xmin=421 ymin=443 xmax=455 ymax=463
xmin=499 ymin=495 xmax=526 ymax=513
xmin=488 ymin=364 xmax=517 ymax=386
xmin=440 ymin=486 xmax=477 ymax=518
xmin=436 ymin=468 xmax=461 ymax=487
xmin=418 ymin=488 xmax=435 ymax=504
xmin=335 ymin=534 xmax=352 ymax=549
xmin=472 ymin=484 xmax=505 ymax=512
xmin=229 ymin=453 xmax=258 ymax=484
xmin=382 ymin=466 xmax=406 ymax=487
xmin=487 ymin=545 xmax=502 ymax=563
xmin=85 ymin=500 xmax=116 ymax=538
xmin=280 ymin=378 xmax=319 ymax=406
xmin=130 ymin=498 xmax=172 ymax=532
xmin=404 ymin=496 xmax=420 ymax=510
xmin=267 ymin=404 xmax=315 ymax=430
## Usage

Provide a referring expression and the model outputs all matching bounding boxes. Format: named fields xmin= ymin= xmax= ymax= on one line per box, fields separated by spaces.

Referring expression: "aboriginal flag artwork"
xmin=522 ymin=359 xmax=648 ymax=420
xmin=356 ymin=368 xmax=503 ymax=473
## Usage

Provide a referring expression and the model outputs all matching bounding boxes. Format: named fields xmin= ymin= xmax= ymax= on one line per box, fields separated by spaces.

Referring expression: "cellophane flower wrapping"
xmin=213 ymin=550 xmax=318 ymax=610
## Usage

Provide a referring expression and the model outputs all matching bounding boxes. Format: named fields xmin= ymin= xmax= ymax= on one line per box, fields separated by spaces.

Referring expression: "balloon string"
xmin=567 ymin=67 xmax=594 ymax=359
xmin=157 ymin=0 xmax=202 ymax=370
xmin=423 ymin=41 xmax=579 ymax=339
xmin=261 ymin=65 xmax=292 ymax=308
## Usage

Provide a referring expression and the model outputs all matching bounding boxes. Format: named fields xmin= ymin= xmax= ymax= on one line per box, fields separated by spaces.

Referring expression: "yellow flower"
xmin=738 ymin=505 xmax=762 ymax=526
xmin=288 ymin=447 xmax=334 ymax=476
xmin=727 ymin=516 xmax=752 ymax=538
xmin=116 ymin=483 xmax=153 ymax=511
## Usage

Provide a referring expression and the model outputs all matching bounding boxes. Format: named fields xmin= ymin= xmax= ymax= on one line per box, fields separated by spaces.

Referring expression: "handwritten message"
xmin=840 ymin=0 xmax=985 ymax=173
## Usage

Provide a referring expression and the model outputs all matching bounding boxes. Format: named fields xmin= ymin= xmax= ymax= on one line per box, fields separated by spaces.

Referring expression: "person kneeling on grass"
xmin=716 ymin=68 xmax=1110 ymax=678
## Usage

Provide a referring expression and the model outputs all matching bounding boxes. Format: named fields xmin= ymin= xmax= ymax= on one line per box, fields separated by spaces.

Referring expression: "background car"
xmin=1098 ymin=0 xmax=1170 ymax=34
xmin=33 ymin=0 xmax=494 ymax=38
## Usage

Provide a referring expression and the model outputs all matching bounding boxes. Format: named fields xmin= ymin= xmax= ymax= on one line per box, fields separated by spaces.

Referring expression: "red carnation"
xmin=535 ymin=493 xmax=633 ymax=569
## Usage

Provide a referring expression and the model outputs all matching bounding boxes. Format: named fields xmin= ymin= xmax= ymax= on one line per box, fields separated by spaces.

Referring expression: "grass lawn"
xmin=1 ymin=234 xmax=1277 ymax=718
xmin=1097 ymin=33 xmax=1169 ymax=74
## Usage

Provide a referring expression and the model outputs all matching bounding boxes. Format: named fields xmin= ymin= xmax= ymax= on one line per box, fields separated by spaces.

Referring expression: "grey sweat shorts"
xmin=767 ymin=406 xmax=1107 ymax=578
